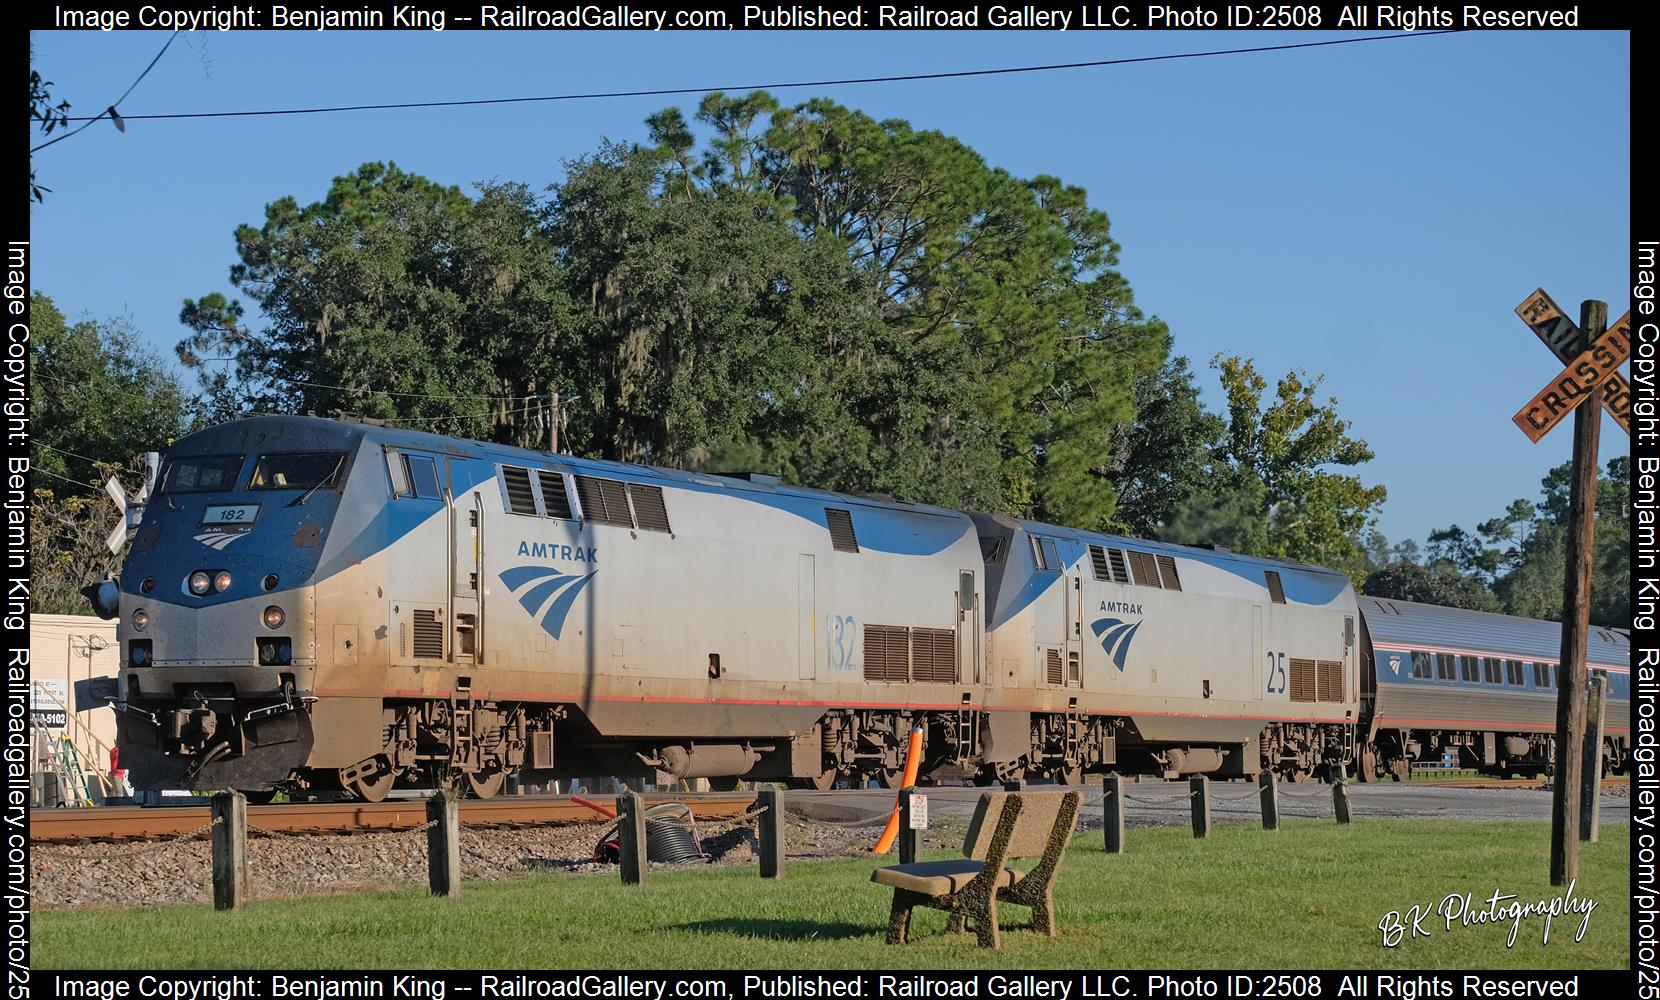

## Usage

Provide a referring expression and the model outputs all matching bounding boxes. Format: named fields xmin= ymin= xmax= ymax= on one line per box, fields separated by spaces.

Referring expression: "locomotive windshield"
xmin=249 ymin=451 xmax=346 ymax=491
xmin=161 ymin=454 xmax=244 ymax=493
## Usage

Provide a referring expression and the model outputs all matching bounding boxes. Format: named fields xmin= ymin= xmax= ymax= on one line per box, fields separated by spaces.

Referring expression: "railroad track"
xmin=29 ymin=793 xmax=756 ymax=844
xmin=1405 ymin=776 xmax=1626 ymax=790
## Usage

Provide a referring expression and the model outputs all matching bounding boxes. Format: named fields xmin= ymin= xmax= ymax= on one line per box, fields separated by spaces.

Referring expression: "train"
xmin=86 ymin=415 xmax=1630 ymax=801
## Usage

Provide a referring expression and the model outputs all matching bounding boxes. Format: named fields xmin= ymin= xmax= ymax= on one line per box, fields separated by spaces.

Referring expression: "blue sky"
xmin=28 ymin=29 xmax=1630 ymax=547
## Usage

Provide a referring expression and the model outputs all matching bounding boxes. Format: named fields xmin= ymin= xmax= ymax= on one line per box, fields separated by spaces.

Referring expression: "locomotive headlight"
xmin=131 ymin=609 xmax=149 ymax=631
xmin=189 ymin=571 xmax=211 ymax=595
xmin=213 ymin=570 xmax=233 ymax=593
xmin=262 ymin=605 xmax=285 ymax=629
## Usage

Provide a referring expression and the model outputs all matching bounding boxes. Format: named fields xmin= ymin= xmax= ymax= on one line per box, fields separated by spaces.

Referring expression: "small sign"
xmin=1514 ymin=289 xmax=1633 ymax=433
xmin=907 ymin=794 xmax=928 ymax=830
xmin=31 ymin=709 xmax=66 ymax=730
xmin=1512 ymin=324 xmax=1634 ymax=443
xmin=200 ymin=503 xmax=260 ymax=527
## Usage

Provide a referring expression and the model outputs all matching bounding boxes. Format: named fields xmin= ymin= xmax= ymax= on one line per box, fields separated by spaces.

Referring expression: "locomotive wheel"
xmin=1055 ymin=764 xmax=1085 ymax=786
xmin=240 ymin=789 xmax=278 ymax=805
xmin=786 ymin=768 xmax=838 ymax=791
xmin=466 ymin=768 xmax=507 ymax=799
xmin=1359 ymin=749 xmax=1377 ymax=783
xmin=874 ymin=766 xmax=904 ymax=789
xmin=1390 ymin=759 xmax=1410 ymax=783
xmin=973 ymin=760 xmax=1026 ymax=787
xmin=343 ymin=769 xmax=396 ymax=803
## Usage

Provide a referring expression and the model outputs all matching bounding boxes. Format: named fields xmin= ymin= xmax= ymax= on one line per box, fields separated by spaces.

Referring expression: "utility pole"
xmin=549 ymin=391 xmax=559 ymax=454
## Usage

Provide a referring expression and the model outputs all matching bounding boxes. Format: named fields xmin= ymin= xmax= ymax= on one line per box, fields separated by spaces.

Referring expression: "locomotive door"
xmin=957 ymin=570 xmax=979 ymax=684
xmin=448 ymin=460 xmax=482 ymax=665
xmin=1064 ymin=573 xmax=1082 ymax=688
xmin=1251 ymin=606 xmax=1263 ymax=695
xmin=797 ymin=554 xmax=816 ymax=679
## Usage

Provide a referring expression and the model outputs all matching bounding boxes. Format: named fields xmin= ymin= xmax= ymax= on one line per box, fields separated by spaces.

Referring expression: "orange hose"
xmin=872 ymin=725 xmax=925 ymax=854
xmin=571 ymin=795 xmax=617 ymax=819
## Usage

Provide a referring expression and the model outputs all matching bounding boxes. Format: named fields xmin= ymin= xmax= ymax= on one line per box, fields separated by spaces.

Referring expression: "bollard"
xmin=1259 ymin=771 xmax=1279 ymax=831
xmin=1332 ymin=779 xmax=1352 ymax=825
xmin=1190 ymin=775 xmax=1211 ymax=839
xmin=1103 ymin=773 xmax=1125 ymax=854
xmin=211 ymin=791 xmax=247 ymax=911
xmin=427 ymin=789 xmax=460 ymax=897
xmin=898 ymin=788 xmax=919 ymax=865
xmin=758 ymin=787 xmax=784 ymax=879
xmin=1581 ymin=675 xmax=1607 ymax=843
xmin=617 ymin=789 xmax=647 ymax=885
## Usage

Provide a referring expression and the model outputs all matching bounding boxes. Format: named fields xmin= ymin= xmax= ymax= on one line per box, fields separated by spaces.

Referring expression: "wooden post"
xmin=1550 ymin=300 xmax=1604 ymax=887
xmin=758 ymin=786 xmax=784 ymax=879
xmin=1190 ymin=775 xmax=1211 ymax=839
xmin=897 ymin=788 xmax=919 ymax=865
xmin=426 ymin=789 xmax=460 ymax=897
xmin=1332 ymin=779 xmax=1352 ymax=825
xmin=1258 ymin=771 xmax=1279 ymax=831
xmin=1580 ymin=674 xmax=1608 ymax=843
xmin=617 ymin=789 xmax=646 ymax=885
xmin=1103 ymin=773 xmax=1125 ymax=854
xmin=210 ymin=791 xmax=247 ymax=912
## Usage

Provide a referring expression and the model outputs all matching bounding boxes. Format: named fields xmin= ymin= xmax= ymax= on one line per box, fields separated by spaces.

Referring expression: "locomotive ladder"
xmin=1065 ymin=697 xmax=1083 ymax=764
xmin=953 ymin=693 xmax=978 ymax=761
xmin=450 ymin=680 xmax=476 ymax=770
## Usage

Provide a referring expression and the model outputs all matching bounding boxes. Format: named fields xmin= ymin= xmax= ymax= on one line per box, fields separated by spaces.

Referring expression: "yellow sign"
xmin=1512 ymin=324 xmax=1634 ymax=443
xmin=1514 ymin=289 xmax=1632 ymax=434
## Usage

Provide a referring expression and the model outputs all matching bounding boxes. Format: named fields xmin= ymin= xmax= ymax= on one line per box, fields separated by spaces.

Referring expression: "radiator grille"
xmin=536 ymin=470 xmax=573 ymax=519
xmin=627 ymin=483 xmax=672 ymax=533
xmin=1317 ymin=660 xmax=1343 ymax=702
xmin=1046 ymin=648 xmax=1064 ymax=686
xmin=863 ymin=625 xmax=909 ymax=682
xmin=1088 ymin=545 xmax=1111 ymax=581
xmin=412 ymin=608 xmax=444 ymax=660
xmin=501 ymin=466 xmax=538 ymax=515
xmin=825 ymin=508 xmax=859 ymax=553
xmin=1128 ymin=550 xmax=1160 ymax=589
xmin=1106 ymin=547 xmax=1130 ymax=584
xmin=1265 ymin=571 xmax=1286 ymax=604
xmin=574 ymin=475 xmax=633 ymax=527
xmin=1289 ymin=657 xmax=1316 ymax=702
xmin=909 ymin=628 xmax=958 ymax=684
xmin=1157 ymin=555 xmax=1182 ymax=591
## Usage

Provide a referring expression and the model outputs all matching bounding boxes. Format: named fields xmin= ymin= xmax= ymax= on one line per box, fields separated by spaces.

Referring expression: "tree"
xmin=1362 ymin=559 xmax=1501 ymax=612
xmin=31 ymin=293 xmax=188 ymax=492
xmin=1106 ymin=355 xmax=1225 ymax=536
xmin=1161 ymin=355 xmax=1387 ymax=581
xmin=29 ymin=53 xmax=72 ymax=203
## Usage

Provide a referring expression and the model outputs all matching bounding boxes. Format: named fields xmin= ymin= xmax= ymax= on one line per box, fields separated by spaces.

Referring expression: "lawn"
xmin=33 ymin=820 xmax=1627 ymax=969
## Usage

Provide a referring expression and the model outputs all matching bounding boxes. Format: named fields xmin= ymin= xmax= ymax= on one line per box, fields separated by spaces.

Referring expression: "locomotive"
xmin=93 ymin=416 xmax=1628 ymax=800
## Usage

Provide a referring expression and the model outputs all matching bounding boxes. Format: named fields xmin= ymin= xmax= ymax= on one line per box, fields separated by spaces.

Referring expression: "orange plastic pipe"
xmin=571 ymin=795 xmax=617 ymax=819
xmin=872 ymin=725 xmax=925 ymax=854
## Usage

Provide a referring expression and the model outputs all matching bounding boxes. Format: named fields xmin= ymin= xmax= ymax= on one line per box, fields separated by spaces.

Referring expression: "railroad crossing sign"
xmin=1511 ymin=289 xmax=1633 ymax=441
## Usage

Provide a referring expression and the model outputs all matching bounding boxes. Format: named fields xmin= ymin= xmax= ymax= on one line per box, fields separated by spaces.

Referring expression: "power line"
xmin=37 ymin=467 xmax=104 ymax=491
xmin=280 ymin=376 xmax=550 ymax=402
xmin=52 ymin=31 xmax=1459 ymax=125
xmin=35 ymin=441 xmax=111 ymax=466
xmin=31 ymin=31 xmax=179 ymax=153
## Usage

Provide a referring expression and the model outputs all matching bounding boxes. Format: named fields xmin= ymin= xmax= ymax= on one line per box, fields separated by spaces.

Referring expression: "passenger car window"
xmin=162 ymin=454 xmax=244 ymax=493
xmin=1410 ymin=652 xmax=1432 ymax=679
xmin=249 ymin=452 xmax=346 ymax=491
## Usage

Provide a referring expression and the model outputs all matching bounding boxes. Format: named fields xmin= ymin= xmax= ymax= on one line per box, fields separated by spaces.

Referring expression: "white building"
xmin=31 ymin=613 xmax=121 ymax=802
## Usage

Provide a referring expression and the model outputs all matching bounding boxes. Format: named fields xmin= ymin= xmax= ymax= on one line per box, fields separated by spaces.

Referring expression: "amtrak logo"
xmin=1387 ymin=654 xmax=1404 ymax=677
xmin=1091 ymin=617 xmax=1144 ymax=672
xmin=499 ymin=565 xmax=596 ymax=640
xmin=193 ymin=530 xmax=248 ymax=551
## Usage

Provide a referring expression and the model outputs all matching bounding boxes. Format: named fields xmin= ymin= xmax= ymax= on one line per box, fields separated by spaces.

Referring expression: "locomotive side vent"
xmin=412 ymin=608 xmax=445 ymax=660
xmin=1046 ymin=648 xmax=1064 ymax=686
xmin=1265 ymin=571 xmax=1286 ymax=604
xmin=1288 ymin=658 xmax=1316 ymax=702
xmin=627 ymin=483 xmax=672 ymax=533
xmin=910 ymin=627 xmax=958 ymax=684
xmin=1156 ymin=554 xmax=1182 ymax=591
xmin=1106 ymin=547 xmax=1130 ymax=584
xmin=501 ymin=466 xmax=538 ymax=515
xmin=1128 ymin=550 xmax=1160 ymax=589
xmin=574 ymin=475 xmax=634 ymax=528
xmin=536 ymin=470 xmax=574 ymax=519
xmin=825 ymin=508 xmax=860 ymax=553
xmin=1316 ymin=659 xmax=1343 ymax=702
xmin=863 ymin=624 xmax=909 ymax=681
xmin=1088 ymin=545 xmax=1111 ymax=581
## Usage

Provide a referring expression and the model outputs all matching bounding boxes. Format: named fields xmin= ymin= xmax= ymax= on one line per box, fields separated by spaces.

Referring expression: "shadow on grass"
xmin=671 ymin=918 xmax=876 ymax=942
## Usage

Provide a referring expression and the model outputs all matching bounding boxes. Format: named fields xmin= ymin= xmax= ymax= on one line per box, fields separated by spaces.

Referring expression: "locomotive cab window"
xmin=161 ymin=454 xmax=244 ymax=494
xmin=1030 ymin=536 xmax=1060 ymax=573
xmin=389 ymin=451 xmax=442 ymax=500
xmin=249 ymin=452 xmax=346 ymax=491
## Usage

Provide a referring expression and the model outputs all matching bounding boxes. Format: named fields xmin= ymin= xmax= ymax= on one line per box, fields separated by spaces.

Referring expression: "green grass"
xmin=34 ymin=820 xmax=1626 ymax=969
